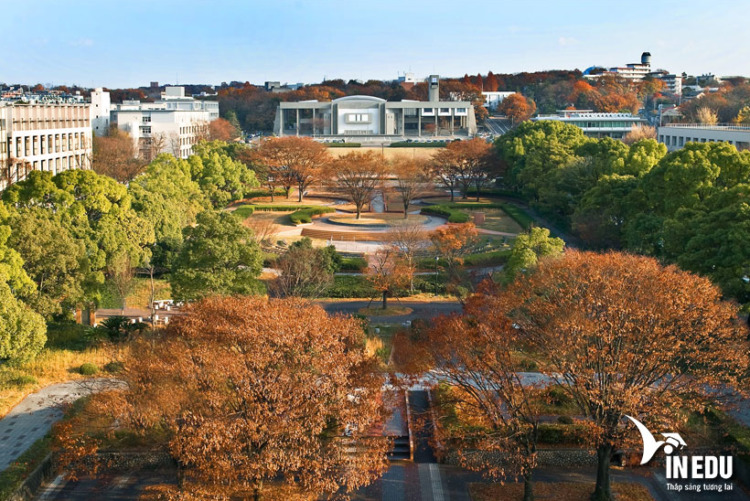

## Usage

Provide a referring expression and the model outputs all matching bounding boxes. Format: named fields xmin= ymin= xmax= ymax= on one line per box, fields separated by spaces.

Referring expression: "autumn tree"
xmin=386 ymin=223 xmax=430 ymax=293
xmin=366 ymin=246 xmax=412 ymax=310
xmin=622 ymin=124 xmax=657 ymax=145
xmin=55 ymin=297 xmax=389 ymax=499
xmin=696 ymin=106 xmax=719 ymax=125
xmin=390 ymin=157 xmax=431 ymax=218
xmin=430 ymin=223 xmax=478 ymax=286
xmin=255 ymin=137 xmax=330 ymax=202
xmin=397 ymin=301 xmax=543 ymax=501
xmin=208 ymin=117 xmax=241 ymax=141
xmin=430 ymin=148 xmax=462 ymax=202
xmin=498 ymin=93 xmax=536 ymax=124
xmin=325 ymin=151 xmax=386 ymax=219
xmin=92 ymin=127 xmax=146 ymax=182
xmin=494 ymin=251 xmax=749 ymax=501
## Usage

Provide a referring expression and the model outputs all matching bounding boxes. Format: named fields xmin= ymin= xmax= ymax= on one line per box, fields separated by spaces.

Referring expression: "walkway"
xmin=0 ymin=380 xmax=116 ymax=472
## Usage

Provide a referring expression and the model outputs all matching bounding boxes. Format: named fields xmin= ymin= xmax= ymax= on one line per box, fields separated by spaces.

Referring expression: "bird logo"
xmin=625 ymin=415 xmax=687 ymax=465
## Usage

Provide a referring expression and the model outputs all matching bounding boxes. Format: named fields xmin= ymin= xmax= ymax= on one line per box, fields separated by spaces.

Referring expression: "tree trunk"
xmin=269 ymin=187 xmax=275 ymax=202
xmin=149 ymin=266 xmax=156 ymax=324
xmin=382 ymin=291 xmax=387 ymax=310
xmin=298 ymin=185 xmax=304 ymax=203
xmin=356 ymin=205 xmax=362 ymax=219
xmin=450 ymin=187 xmax=455 ymax=202
xmin=475 ymin=181 xmax=481 ymax=202
xmin=523 ymin=470 xmax=534 ymax=501
xmin=592 ymin=444 xmax=613 ymax=501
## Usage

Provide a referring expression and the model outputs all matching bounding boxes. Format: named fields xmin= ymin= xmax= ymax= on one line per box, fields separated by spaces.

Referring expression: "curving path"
xmin=0 ymin=379 xmax=119 ymax=472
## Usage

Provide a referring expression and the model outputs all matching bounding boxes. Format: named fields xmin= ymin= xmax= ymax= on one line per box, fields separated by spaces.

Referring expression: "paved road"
xmin=0 ymin=380 xmax=115 ymax=472
xmin=316 ymin=300 xmax=462 ymax=321
xmin=484 ymin=117 xmax=512 ymax=136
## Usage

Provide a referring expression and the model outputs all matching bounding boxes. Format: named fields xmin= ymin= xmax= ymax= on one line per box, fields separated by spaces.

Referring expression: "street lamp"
xmin=434 ymin=256 xmax=440 ymax=295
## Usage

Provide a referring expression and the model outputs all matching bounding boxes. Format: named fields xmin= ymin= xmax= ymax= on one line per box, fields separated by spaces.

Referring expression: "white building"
xmin=658 ymin=124 xmax=750 ymax=152
xmin=482 ymin=91 xmax=515 ymax=111
xmin=1 ymin=103 xmax=92 ymax=190
xmin=533 ymin=110 xmax=646 ymax=139
xmin=90 ymin=88 xmax=111 ymax=136
xmin=108 ymin=86 xmax=220 ymax=160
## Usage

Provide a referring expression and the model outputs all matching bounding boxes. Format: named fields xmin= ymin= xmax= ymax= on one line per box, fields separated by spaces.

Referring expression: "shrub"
xmin=9 ymin=374 xmax=38 ymax=387
xmin=557 ymin=415 xmax=574 ymax=425
xmin=420 ymin=205 xmax=470 ymax=223
xmin=79 ymin=363 xmax=99 ymax=376
xmin=463 ymin=249 xmax=511 ymax=267
xmin=327 ymin=142 xmax=361 ymax=148
xmin=518 ymin=358 xmax=538 ymax=371
xmin=390 ymin=141 xmax=447 ymax=148
xmin=545 ymin=386 xmax=573 ymax=407
xmin=537 ymin=423 xmax=588 ymax=445
xmin=324 ymin=276 xmax=375 ymax=298
xmin=87 ymin=316 xmax=147 ymax=343
xmin=339 ymin=256 xmax=368 ymax=272
xmin=104 ymin=361 xmax=125 ymax=374
xmin=289 ymin=207 xmax=335 ymax=225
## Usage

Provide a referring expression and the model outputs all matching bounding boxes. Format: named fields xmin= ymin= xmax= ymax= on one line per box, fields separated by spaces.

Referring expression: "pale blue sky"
xmin=1 ymin=0 xmax=748 ymax=88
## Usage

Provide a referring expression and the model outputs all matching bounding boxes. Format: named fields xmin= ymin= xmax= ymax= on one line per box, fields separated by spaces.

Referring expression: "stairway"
xmin=388 ymin=435 xmax=412 ymax=461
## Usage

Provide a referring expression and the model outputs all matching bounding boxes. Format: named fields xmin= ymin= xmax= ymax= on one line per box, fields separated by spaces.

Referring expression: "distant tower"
xmin=641 ymin=52 xmax=652 ymax=67
xmin=428 ymin=75 xmax=439 ymax=102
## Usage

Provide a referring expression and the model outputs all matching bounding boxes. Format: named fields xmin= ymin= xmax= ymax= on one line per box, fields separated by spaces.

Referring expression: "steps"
xmin=388 ymin=436 xmax=412 ymax=461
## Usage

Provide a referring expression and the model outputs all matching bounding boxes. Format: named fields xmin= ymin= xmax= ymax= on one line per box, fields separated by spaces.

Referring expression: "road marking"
xmin=37 ymin=474 xmax=66 ymax=500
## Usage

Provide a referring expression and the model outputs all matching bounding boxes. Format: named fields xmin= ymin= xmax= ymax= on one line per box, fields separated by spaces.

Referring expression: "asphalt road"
xmin=316 ymin=300 xmax=462 ymax=321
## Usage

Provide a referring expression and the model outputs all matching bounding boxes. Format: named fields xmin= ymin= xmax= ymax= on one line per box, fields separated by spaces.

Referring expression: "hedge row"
xmin=420 ymin=205 xmax=470 ymax=223
xmin=339 ymin=256 xmax=368 ymax=272
xmin=463 ymin=249 xmax=512 ymax=267
xmin=327 ymin=142 xmax=361 ymax=148
xmin=289 ymin=206 xmax=336 ymax=224
xmin=537 ymin=423 xmax=589 ymax=445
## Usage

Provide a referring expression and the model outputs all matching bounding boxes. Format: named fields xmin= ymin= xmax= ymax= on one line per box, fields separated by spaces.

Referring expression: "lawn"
xmin=100 ymin=277 xmax=172 ymax=310
xmin=461 ymin=207 xmax=524 ymax=234
xmin=366 ymin=324 xmax=401 ymax=365
xmin=469 ymin=481 xmax=654 ymax=501
xmin=0 ymin=323 xmax=120 ymax=418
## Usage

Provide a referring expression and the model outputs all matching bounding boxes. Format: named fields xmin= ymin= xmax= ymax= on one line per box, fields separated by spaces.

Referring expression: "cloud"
xmin=70 ymin=38 xmax=94 ymax=47
xmin=558 ymin=36 xmax=579 ymax=47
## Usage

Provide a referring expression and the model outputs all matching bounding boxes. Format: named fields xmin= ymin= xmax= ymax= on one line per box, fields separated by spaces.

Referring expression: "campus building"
xmin=658 ymin=124 xmax=750 ymax=152
xmin=482 ymin=91 xmax=515 ymax=111
xmin=1 ymin=102 xmax=92 ymax=191
xmin=109 ymin=86 xmax=220 ymax=160
xmin=532 ymin=110 xmax=646 ymax=139
xmin=273 ymin=75 xmax=477 ymax=141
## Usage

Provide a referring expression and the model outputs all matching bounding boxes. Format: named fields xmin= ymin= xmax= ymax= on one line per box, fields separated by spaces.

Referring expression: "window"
xmin=140 ymin=126 xmax=152 ymax=134
xmin=344 ymin=113 xmax=371 ymax=124
xmin=142 ymin=115 xmax=151 ymax=123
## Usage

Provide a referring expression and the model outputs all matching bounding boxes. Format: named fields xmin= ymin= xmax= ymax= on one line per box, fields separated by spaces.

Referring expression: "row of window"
xmin=659 ymin=135 xmax=749 ymax=149
xmin=12 ymin=131 xmax=89 ymax=157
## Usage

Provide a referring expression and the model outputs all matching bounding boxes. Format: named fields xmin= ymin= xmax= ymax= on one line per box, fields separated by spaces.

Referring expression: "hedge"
xmin=390 ymin=141 xmax=447 ymax=148
xmin=323 ymin=276 xmax=375 ymax=298
xmin=462 ymin=249 xmax=511 ymax=267
xmin=232 ymin=205 xmax=255 ymax=219
xmin=420 ymin=205 xmax=470 ymax=223
xmin=289 ymin=207 xmax=336 ymax=224
xmin=339 ymin=256 xmax=368 ymax=272
xmin=327 ymin=142 xmax=361 ymax=148
xmin=537 ymin=423 xmax=589 ymax=445
xmin=466 ymin=187 xmax=521 ymax=199
xmin=421 ymin=202 xmax=534 ymax=230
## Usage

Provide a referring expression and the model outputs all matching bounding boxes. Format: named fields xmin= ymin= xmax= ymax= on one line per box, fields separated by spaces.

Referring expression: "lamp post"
xmin=434 ymin=256 xmax=440 ymax=295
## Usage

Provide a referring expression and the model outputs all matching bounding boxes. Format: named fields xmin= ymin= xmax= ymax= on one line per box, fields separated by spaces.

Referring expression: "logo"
xmin=625 ymin=415 xmax=733 ymax=491
xmin=625 ymin=415 xmax=687 ymax=465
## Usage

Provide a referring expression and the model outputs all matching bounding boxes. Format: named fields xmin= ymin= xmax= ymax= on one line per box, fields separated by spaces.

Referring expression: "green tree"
xmin=623 ymin=138 xmax=667 ymax=177
xmin=189 ymin=141 xmax=259 ymax=207
xmin=6 ymin=208 xmax=89 ymax=318
xmin=170 ymin=210 xmax=263 ymax=301
xmin=269 ymin=239 xmax=339 ymax=298
xmin=0 ymin=281 xmax=46 ymax=364
xmin=572 ymin=174 xmax=641 ymax=249
xmin=504 ymin=227 xmax=565 ymax=282
xmin=0 ymin=201 xmax=35 ymax=297
xmin=129 ymin=154 xmax=209 ymax=269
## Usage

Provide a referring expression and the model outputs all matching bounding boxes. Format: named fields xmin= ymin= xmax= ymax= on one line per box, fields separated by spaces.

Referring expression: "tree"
xmin=6 ymin=208 xmax=88 ymax=318
xmin=107 ymin=252 xmax=134 ymax=313
xmin=129 ymin=154 xmax=210 ymax=269
xmin=696 ymin=106 xmax=719 ymax=125
xmin=430 ymin=223 xmax=478 ymax=286
xmin=495 ymin=251 xmax=748 ymax=501
xmin=269 ymin=239 xmax=338 ymax=298
xmin=254 ymin=137 xmax=330 ymax=202
xmin=503 ymin=227 xmax=564 ymax=282
xmin=397 ymin=303 xmax=543 ymax=501
xmin=92 ymin=128 xmax=146 ymax=183
xmin=325 ymin=151 xmax=386 ymax=219
xmin=386 ymin=224 xmax=430 ymax=293
xmin=170 ymin=210 xmax=263 ymax=301
xmin=622 ymin=125 xmax=656 ymax=145
xmin=390 ymin=158 xmax=431 ymax=218
xmin=366 ymin=246 xmax=412 ymax=310
xmin=0 ymin=202 xmax=35 ymax=298
xmin=190 ymin=142 xmax=260 ymax=207
xmin=55 ymin=297 xmax=389 ymax=499
xmin=208 ymin=118 xmax=240 ymax=141
xmin=430 ymin=148 xmax=462 ymax=202
xmin=0 ymin=281 xmax=46 ymax=364
xmin=443 ymin=138 xmax=497 ymax=200
xmin=498 ymin=93 xmax=536 ymax=124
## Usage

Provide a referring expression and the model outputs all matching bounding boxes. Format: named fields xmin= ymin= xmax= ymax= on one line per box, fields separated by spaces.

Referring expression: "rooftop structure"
xmin=273 ymin=75 xmax=476 ymax=141
xmin=533 ymin=110 xmax=647 ymax=139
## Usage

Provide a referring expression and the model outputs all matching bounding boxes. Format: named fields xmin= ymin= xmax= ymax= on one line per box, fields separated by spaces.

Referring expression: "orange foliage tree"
xmin=498 ymin=93 xmax=537 ymax=125
xmin=366 ymin=246 xmax=413 ymax=310
xmin=479 ymin=251 xmax=748 ymax=501
xmin=254 ymin=137 xmax=330 ymax=202
xmin=54 ymin=297 xmax=390 ymax=500
xmin=389 ymin=157 xmax=432 ymax=218
xmin=430 ymin=223 xmax=478 ymax=285
xmin=325 ymin=151 xmax=387 ymax=219
xmin=208 ymin=118 xmax=240 ymax=141
xmin=92 ymin=128 xmax=146 ymax=182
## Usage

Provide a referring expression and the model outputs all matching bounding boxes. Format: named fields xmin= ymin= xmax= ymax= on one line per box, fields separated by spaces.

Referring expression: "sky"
xmin=1 ymin=0 xmax=749 ymax=89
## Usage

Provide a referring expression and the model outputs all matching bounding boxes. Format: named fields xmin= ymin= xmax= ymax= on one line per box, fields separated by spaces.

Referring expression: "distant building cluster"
xmin=584 ymin=52 xmax=682 ymax=95
xmin=1 ymin=85 xmax=220 ymax=190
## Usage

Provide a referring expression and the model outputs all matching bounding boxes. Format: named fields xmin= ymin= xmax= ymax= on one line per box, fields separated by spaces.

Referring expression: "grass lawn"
xmin=462 ymin=208 xmax=524 ymax=234
xmin=366 ymin=324 xmax=402 ymax=365
xmin=469 ymin=481 xmax=654 ymax=501
xmin=0 ymin=323 xmax=121 ymax=418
